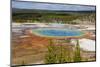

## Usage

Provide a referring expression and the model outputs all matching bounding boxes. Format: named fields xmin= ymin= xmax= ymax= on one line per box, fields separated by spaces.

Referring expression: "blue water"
xmin=32 ymin=28 xmax=84 ymax=37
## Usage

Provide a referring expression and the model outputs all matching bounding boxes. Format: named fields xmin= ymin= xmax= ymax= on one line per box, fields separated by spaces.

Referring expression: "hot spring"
xmin=32 ymin=28 xmax=84 ymax=38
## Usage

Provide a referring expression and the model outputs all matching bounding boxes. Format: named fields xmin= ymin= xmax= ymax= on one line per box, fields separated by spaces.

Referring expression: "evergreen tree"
xmin=57 ymin=45 xmax=67 ymax=63
xmin=45 ymin=39 xmax=57 ymax=64
xmin=74 ymin=40 xmax=81 ymax=62
xmin=45 ymin=39 xmax=72 ymax=64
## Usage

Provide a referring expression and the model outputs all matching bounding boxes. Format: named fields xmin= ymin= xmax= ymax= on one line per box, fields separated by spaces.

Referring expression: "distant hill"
xmin=12 ymin=8 xmax=96 ymax=25
xmin=12 ymin=8 xmax=96 ymax=14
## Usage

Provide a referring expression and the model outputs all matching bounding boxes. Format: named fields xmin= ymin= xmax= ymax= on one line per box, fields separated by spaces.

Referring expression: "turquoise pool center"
xmin=32 ymin=28 xmax=84 ymax=37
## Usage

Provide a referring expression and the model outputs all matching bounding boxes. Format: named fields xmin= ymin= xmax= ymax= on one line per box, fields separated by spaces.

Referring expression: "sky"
xmin=12 ymin=1 xmax=96 ymax=11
